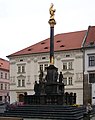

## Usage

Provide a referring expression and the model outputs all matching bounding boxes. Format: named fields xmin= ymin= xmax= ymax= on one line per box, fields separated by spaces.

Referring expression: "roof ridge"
xmin=0 ymin=58 xmax=9 ymax=62
xmin=7 ymin=29 xmax=87 ymax=58
xmin=54 ymin=30 xmax=87 ymax=38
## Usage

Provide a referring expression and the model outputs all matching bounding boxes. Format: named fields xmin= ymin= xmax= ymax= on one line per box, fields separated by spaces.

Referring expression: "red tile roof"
xmin=0 ymin=58 xmax=9 ymax=71
xmin=84 ymin=26 xmax=95 ymax=47
xmin=7 ymin=30 xmax=87 ymax=57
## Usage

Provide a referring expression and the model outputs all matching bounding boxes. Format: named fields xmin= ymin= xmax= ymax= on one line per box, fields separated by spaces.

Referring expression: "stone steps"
xmin=3 ymin=105 xmax=86 ymax=120
xmin=5 ymin=109 xmax=85 ymax=115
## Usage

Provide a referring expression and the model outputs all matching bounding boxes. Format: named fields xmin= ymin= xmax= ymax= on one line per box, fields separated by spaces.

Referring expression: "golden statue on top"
xmin=49 ymin=3 xmax=56 ymax=20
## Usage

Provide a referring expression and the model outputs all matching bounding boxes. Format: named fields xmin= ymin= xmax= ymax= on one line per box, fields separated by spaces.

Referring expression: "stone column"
xmin=48 ymin=3 xmax=56 ymax=65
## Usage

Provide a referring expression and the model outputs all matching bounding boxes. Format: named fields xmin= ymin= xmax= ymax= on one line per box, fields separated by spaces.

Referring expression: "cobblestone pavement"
xmin=24 ymin=116 xmax=95 ymax=120
xmin=24 ymin=117 xmax=95 ymax=120
xmin=24 ymin=118 xmax=52 ymax=120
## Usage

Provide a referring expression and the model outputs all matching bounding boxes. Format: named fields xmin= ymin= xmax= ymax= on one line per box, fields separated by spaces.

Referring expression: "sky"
xmin=0 ymin=0 xmax=95 ymax=60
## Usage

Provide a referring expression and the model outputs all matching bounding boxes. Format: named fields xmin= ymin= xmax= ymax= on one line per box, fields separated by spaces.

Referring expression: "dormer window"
xmin=28 ymin=48 xmax=32 ymax=51
xmin=41 ymin=42 xmax=45 ymax=44
xmin=44 ymin=47 xmax=48 ymax=49
xmin=60 ymin=45 xmax=64 ymax=47
xmin=56 ymin=40 xmax=61 ymax=43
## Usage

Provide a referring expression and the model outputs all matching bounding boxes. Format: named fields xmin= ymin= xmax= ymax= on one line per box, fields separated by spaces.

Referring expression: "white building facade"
xmin=84 ymin=48 xmax=95 ymax=105
xmin=9 ymin=49 xmax=83 ymax=104
xmin=82 ymin=26 xmax=95 ymax=105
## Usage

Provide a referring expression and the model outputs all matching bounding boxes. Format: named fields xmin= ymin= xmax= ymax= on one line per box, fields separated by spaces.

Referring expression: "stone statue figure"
xmin=54 ymin=70 xmax=58 ymax=82
xmin=59 ymin=72 xmax=63 ymax=83
xmin=49 ymin=3 xmax=56 ymax=20
xmin=39 ymin=69 xmax=43 ymax=82
xmin=39 ymin=80 xmax=45 ymax=95
xmin=34 ymin=81 xmax=39 ymax=95
xmin=39 ymin=70 xmax=45 ymax=95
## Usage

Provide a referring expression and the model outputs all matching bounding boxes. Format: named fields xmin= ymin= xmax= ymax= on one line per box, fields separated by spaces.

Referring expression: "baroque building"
xmin=7 ymin=26 xmax=95 ymax=105
xmin=0 ymin=58 xmax=10 ymax=103
xmin=82 ymin=26 xmax=95 ymax=105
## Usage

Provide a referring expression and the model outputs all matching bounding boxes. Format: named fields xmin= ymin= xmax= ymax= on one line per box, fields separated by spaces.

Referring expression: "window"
xmin=20 ymin=59 xmax=23 ymax=61
xmin=18 ymin=66 xmax=21 ymax=73
xmin=1 ymin=84 xmax=3 ymax=90
xmin=39 ymin=63 xmax=49 ymax=71
xmin=68 ymin=62 xmax=73 ymax=70
xmin=22 ymin=66 xmax=25 ymax=73
xmin=39 ymin=64 xmax=43 ymax=71
xmin=68 ymin=77 xmax=73 ymax=85
xmin=17 ymin=65 xmax=25 ymax=73
xmin=89 ymin=56 xmax=95 ymax=66
xmin=18 ymin=80 xmax=21 ymax=87
xmin=63 ymin=61 xmax=73 ymax=70
xmin=63 ymin=77 xmax=67 ymax=85
xmin=5 ymin=84 xmax=7 ymax=90
xmin=1 ymin=72 xmax=3 ymax=78
xmin=63 ymin=63 xmax=67 ymax=70
xmin=44 ymin=64 xmax=48 ymax=71
xmin=42 ymin=57 xmax=46 ymax=59
xmin=5 ymin=73 xmax=7 ymax=79
xmin=89 ymin=73 xmax=95 ymax=83
xmin=63 ymin=77 xmax=73 ymax=86
xmin=22 ymin=79 xmax=25 ymax=87
xmin=18 ymin=79 xmax=25 ymax=87
xmin=66 ymin=55 xmax=70 ymax=57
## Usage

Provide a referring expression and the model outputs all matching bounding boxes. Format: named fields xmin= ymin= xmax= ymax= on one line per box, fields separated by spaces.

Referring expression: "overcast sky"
xmin=0 ymin=0 xmax=95 ymax=60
